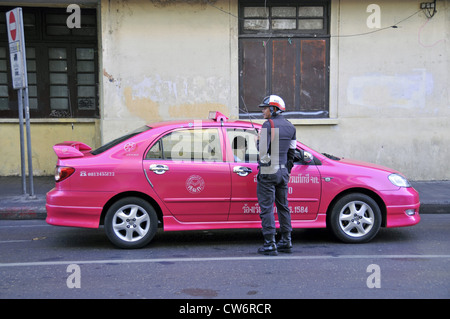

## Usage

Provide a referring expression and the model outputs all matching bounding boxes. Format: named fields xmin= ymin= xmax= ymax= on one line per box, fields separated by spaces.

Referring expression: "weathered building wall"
xmin=100 ymin=0 xmax=239 ymax=143
xmin=2 ymin=0 xmax=448 ymax=181
xmin=0 ymin=120 xmax=100 ymax=176
xmin=313 ymin=0 xmax=450 ymax=180
xmin=0 ymin=1 xmax=101 ymax=176
xmin=100 ymin=0 xmax=449 ymax=180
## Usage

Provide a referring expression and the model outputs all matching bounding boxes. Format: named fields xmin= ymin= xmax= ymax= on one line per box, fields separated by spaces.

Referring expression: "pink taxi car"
xmin=46 ymin=112 xmax=420 ymax=248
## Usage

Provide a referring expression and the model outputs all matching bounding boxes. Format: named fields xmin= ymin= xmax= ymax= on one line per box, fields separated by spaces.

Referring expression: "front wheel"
xmin=104 ymin=197 xmax=158 ymax=249
xmin=328 ymin=193 xmax=381 ymax=243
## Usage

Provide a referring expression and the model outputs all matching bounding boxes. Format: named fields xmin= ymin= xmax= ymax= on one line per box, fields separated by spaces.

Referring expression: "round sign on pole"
xmin=6 ymin=8 xmax=27 ymax=89
xmin=8 ymin=11 xmax=16 ymax=41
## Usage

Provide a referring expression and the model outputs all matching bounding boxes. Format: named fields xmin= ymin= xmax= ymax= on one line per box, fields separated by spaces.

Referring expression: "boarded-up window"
xmin=239 ymin=1 xmax=330 ymax=119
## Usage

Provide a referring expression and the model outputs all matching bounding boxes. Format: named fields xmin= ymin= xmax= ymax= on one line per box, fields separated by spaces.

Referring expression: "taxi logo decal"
xmin=186 ymin=175 xmax=205 ymax=194
xmin=124 ymin=142 xmax=136 ymax=152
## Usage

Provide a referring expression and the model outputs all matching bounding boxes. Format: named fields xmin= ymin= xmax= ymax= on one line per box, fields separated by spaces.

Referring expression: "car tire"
xmin=104 ymin=197 xmax=158 ymax=249
xmin=328 ymin=193 xmax=381 ymax=243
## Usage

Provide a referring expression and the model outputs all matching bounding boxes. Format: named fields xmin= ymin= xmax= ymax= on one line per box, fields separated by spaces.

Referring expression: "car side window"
xmin=145 ymin=128 xmax=222 ymax=162
xmin=226 ymin=128 xmax=259 ymax=163
xmin=146 ymin=140 xmax=162 ymax=159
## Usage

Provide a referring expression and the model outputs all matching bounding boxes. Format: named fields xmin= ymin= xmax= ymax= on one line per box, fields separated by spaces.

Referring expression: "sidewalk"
xmin=0 ymin=176 xmax=449 ymax=220
xmin=0 ymin=176 xmax=53 ymax=220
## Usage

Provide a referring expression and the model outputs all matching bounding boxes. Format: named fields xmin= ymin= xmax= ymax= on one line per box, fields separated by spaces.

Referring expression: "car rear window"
xmin=91 ymin=126 xmax=151 ymax=155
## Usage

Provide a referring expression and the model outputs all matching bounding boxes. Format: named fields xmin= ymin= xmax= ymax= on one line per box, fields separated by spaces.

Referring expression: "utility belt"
xmin=257 ymin=164 xmax=286 ymax=173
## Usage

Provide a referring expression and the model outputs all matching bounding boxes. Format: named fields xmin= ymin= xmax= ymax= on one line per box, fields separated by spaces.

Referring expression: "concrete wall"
xmin=100 ymin=0 xmax=239 ymax=143
xmin=1 ymin=0 xmax=448 ymax=181
xmin=100 ymin=0 xmax=449 ymax=181
xmin=316 ymin=0 xmax=450 ymax=180
xmin=0 ymin=120 xmax=100 ymax=176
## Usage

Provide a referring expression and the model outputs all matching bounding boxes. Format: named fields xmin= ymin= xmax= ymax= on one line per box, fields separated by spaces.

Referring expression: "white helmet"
xmin=258 ymin=95 xmax=286 ymax=112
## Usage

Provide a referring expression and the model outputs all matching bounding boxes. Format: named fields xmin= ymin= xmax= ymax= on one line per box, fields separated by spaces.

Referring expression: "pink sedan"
xmin=46 ymin=112 xmax=420 ymax=248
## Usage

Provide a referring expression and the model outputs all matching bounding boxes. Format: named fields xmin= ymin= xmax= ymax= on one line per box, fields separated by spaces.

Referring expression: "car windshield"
xmin=91 ymin=126 xmax=151 ymax=155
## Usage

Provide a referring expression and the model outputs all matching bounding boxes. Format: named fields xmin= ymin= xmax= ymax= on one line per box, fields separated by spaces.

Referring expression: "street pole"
xmin=6 ymin=8 xmax=34 ymax=198
xmin=21 ymin=42 xmax=34 ymax=197
xmin=23 ymin=86 xmax=34 ymax=197
xmin=17 ymin=88 xmax=26 ymax=195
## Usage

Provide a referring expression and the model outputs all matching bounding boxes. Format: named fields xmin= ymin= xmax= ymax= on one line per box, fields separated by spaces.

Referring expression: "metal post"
xmin=17 ymin=88 xmax=26 ymax=195
xmin=23 ymin=86 xmax=34 ymax=197
xmin=7 ymin=7 xmax=34 ymax=198
xmin=19 ymin=8 xmax=34 ymax=198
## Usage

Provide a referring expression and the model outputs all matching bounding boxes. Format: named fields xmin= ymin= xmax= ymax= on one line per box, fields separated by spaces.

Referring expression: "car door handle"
xmin=149 ymin=164 xmax=169 ymax=175
xmin=233 ymin=166 xmax=252 ymax=177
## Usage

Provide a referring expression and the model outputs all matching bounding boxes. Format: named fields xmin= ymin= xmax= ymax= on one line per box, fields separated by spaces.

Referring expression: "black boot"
xmin=277 ymin=232 xmax=292 ymax=253
xmin=257 ymin=234 xmax=278 ymax=256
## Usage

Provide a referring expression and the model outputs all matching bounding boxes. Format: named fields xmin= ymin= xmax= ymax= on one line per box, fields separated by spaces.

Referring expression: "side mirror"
xmin=303 ymin=151 xmax=314 ymax=163
xmin=297 ymin=149 xmax=313 ymax=164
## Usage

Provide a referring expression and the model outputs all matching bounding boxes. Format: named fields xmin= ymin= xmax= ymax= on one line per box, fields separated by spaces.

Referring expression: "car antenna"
xmin=240 ymin=96 xmax=257 ymax=131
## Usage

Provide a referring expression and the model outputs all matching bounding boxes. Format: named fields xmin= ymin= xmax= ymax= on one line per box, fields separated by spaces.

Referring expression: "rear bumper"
xmin=46 ymin=188 xmax=108 ymax=228
xmin=384 ymin=187 xmax=421 ymax=228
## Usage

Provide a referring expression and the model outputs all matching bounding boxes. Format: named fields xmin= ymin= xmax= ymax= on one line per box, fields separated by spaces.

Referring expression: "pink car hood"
xmin=338 ymin=158 xmax=399 ymax=174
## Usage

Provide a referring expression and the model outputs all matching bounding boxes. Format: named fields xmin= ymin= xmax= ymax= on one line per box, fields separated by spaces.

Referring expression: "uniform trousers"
xmin=256 ymin=167 xmax=292 ymax=237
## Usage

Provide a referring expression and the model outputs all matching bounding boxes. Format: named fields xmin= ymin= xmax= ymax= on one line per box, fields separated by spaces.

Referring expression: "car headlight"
xmin=388 ymin=173 xmax=411 ymax=188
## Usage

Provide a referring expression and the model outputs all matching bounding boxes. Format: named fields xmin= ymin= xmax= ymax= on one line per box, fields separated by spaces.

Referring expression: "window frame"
xmin=145 ymin=128 xmax=224 ymax=163
xmin=226 ymin=127 xmax=260 ymax=163
xmin=0 ymin=6 xmax=98 ymax=119
xmin=239 ymin=0 xmax=330 ymax=38
xmin=238 ymin=0 xmax=331 ymax=120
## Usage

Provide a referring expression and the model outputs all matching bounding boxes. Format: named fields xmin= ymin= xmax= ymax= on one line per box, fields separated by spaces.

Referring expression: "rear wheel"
xmin=329 ymin=193 xmax=381 ymax=243
xmin=104 ymin=197 xmax=158 ymax=249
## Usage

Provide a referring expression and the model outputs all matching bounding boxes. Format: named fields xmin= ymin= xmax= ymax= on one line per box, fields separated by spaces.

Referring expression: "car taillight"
xmin=55 ymin=166 xmax=75 ymax=182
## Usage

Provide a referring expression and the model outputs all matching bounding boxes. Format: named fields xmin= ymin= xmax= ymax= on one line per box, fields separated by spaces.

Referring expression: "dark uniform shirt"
xmin=258 ymin=113 xmax=297 ymax=168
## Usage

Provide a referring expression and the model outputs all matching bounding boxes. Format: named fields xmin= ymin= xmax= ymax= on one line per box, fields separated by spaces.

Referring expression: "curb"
xmin=0 ymin=195 xmax=47 ymax=220
xmin=0 ymin=210 xmax=47 ymax=220
xmin=419 ymin=203 xmax=450 ymax=215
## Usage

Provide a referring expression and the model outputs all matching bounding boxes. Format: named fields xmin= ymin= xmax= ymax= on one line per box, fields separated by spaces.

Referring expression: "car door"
xmin=227 ymin=127 xmax=321 ymax=222
xmin=287 ymin=149 xmax=322 ymax=220
xmin=226 ymin=128 xmax=260 ymax=222
xmin=143 ymin=127 xmax=231 ymax=222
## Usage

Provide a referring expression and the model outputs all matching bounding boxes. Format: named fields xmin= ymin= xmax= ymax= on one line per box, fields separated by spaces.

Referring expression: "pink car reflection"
xmin=46 ymin=112 xmax=420 ymax=248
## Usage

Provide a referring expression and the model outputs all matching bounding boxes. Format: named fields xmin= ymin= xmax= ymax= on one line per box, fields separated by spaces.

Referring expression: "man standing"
xmin=256 ymin=95 xmax=297 ymax=256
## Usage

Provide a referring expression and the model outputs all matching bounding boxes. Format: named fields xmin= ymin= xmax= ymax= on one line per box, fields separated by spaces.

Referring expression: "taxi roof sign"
xmin=208 ymin=111 xmax=228 ymax=122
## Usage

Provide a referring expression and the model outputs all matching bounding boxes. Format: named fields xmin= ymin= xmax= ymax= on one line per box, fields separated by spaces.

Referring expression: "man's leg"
xmin=257 ymin=173 xmax=277 ymax=255
xmin=275 ymin=168 xmax=293 ymax=253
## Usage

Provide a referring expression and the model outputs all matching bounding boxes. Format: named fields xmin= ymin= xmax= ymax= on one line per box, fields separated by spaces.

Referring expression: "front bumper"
xmin=384 ymin=186 xmax=421 ymax=228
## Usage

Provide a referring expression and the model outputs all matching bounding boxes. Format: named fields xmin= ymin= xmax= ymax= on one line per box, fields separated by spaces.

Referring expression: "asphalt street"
xmin=0 ymin=214 xmax=449 ymax=300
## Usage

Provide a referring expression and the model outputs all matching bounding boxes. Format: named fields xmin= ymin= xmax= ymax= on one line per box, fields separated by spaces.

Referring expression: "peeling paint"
xmin=169 ymin=103 xmax=228 ymax=119
xmin=347 ymin=69 xmax=434 ymax=109
xmin=123 ymin=87 xmax=162 ymax=123
xmin=121 ymin=75 xmax=229 ymax=121
xmin=103 ymin=69 xmax=115 ymax=83
xmin=150 ymin=0 xmax=215 ymax=8
xmin=123 ymin=81 xmax=228 ymax=122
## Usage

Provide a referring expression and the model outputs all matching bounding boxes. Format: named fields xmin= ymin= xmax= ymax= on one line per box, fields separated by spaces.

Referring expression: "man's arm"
xmin=257 ymin=121 xmax=272 ymax=165
xmin=286 ymin=128 xmax=297 ymax=173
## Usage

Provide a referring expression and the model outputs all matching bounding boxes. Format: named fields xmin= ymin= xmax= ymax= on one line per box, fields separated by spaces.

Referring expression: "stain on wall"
xmin=123 ymin=87 xmax=162 ymax=123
